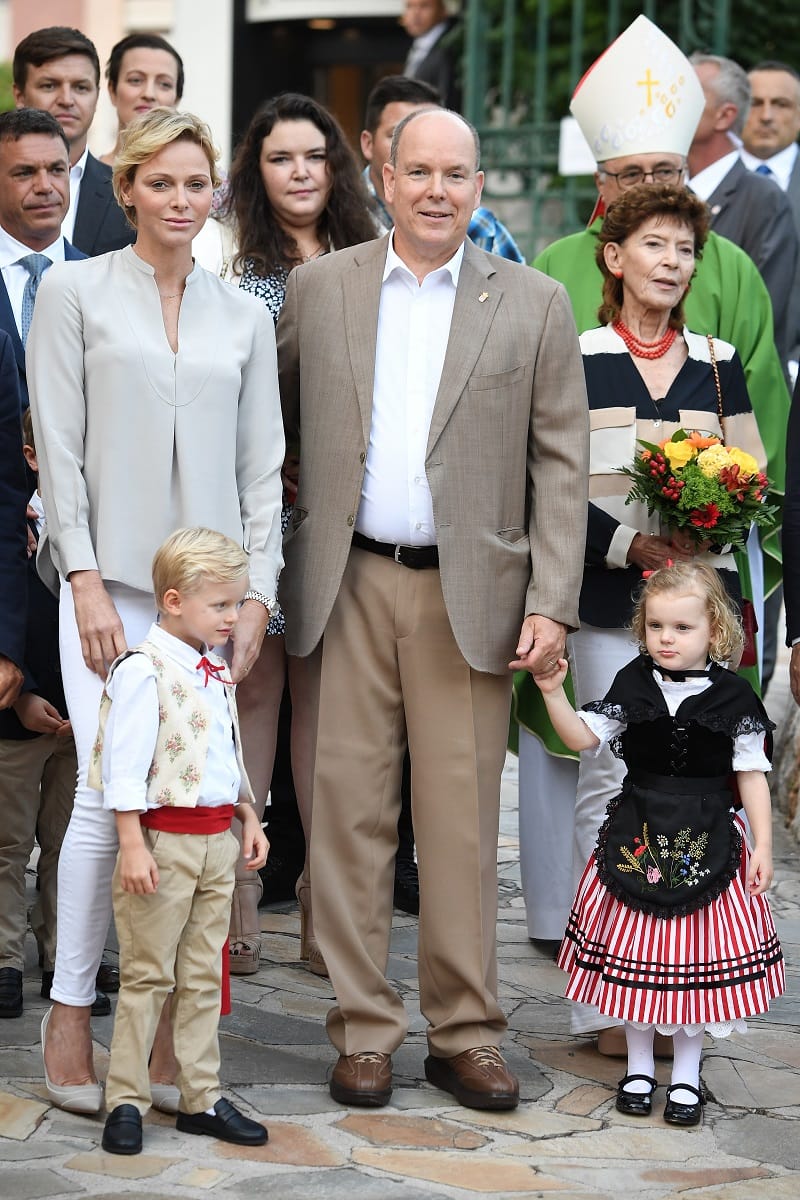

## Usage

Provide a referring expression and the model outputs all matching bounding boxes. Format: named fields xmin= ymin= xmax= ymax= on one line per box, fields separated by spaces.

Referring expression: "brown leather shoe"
xmin=329 ymin=1052 xmax=392 ymax=1107
xmin=425 ymin=1046 xmax=519 ymax=1110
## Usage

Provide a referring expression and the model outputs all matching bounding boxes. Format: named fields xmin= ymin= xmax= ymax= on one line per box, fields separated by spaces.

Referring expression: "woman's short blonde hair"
xmin=152 ymin=527 xmax=248 ymax=611
xmin=630 ymin=560 xmax=744 ymax=664
xmin=112 ymin=108 xmax=220 ymax=227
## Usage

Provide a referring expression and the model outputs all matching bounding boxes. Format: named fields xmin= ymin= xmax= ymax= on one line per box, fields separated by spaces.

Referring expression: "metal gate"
xmin=462 ymin=1 xmax=732 ymax=259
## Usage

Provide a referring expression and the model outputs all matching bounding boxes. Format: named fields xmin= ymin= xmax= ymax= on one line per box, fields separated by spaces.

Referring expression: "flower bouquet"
xmin=619 ymin=429 xmax=777 ymax=551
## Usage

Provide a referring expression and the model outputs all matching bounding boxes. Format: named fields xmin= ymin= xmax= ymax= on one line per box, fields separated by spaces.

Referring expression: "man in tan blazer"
xmin=278 ymin=109 xmax=589 ymax=1110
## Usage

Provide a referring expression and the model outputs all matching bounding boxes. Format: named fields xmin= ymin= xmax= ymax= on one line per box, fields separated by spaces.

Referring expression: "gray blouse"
xmin=27 ymin=245 xmax=284 ymax=596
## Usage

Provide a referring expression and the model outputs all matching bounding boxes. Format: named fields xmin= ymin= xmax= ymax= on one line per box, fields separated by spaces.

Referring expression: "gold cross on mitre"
xmin=637 ymin=68 xmax=660 ymax=106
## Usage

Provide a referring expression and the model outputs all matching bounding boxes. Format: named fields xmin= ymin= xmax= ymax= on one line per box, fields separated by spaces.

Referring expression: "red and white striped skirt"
xmin=557 ymin=817 xmax=785 ymax=1027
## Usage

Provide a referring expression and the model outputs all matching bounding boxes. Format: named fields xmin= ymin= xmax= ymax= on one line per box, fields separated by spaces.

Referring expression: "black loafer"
xmin=102 ymin=1104 xmax=142 ymax=1155
xmin=664 ymin=1082 xmax=704 ymax=1126
xmin=96 ymin=958 xmax=120 ymax=993
xmin=41 ymin=971 xmax=111 ymax=1017
xmin=393 ymin=856 xmax=420 ymax=916
xmin=615 ymin=1073 xmax=658 ymax=1116
xmin=176 ymin=1097 xmax=267 ymax=1145
xmin=0 ymin=967 xmax=23 ymax=1018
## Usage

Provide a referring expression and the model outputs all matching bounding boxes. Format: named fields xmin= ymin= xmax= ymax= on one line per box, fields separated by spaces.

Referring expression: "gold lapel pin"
xmin=478 ymin=291 xmax=489 ymax=303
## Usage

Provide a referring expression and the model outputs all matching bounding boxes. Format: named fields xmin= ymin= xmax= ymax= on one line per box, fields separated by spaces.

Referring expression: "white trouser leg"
xmin=51 ymin=581 xmax=155 ymax=1007
xmin=517 ymin=728 xmax=577 ymax=941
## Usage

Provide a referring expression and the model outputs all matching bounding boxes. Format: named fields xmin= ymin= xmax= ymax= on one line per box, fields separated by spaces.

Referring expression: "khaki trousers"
xmin=309 ymin=548 xmax=511 ymax=1057
xmin=105 ymin=825 xmax=239 ymax=1114
xmin=0 ymin=734 xmax=76 ymax=971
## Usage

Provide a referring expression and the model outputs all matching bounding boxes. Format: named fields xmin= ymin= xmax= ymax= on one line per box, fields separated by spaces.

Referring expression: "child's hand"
xmin=119 ymin=845 xmax=159 ymax=894
xmin=747 ymin=845 xmax=773 ymax=895
xmin=238 ymin=805 xmax=269 ymax=871
xmin=13 ymin=693 xmax=72 ymax=735
xmin=531 ymin=657 xmax=570 ymax=693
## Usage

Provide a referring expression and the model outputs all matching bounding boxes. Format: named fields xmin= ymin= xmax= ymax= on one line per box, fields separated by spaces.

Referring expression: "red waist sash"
xmin=140 ymin=804 xmax=235 ymax=833
xmin=138 ymin=803 xmax=236 ymax=1014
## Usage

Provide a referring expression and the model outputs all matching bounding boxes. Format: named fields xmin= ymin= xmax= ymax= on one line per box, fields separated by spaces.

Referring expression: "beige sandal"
xmin=228 ymin=876 xmax=262 ymax=975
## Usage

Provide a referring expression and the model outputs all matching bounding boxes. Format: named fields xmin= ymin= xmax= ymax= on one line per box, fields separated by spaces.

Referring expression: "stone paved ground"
xmin=2 ymin=656 xmax=799 ymax=1199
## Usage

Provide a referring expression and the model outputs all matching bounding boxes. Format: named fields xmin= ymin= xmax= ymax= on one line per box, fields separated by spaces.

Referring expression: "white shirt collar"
xmin=412 ymin=21 xmax=449 ymax=55
xmin=147 ymin=621 xmax=223 ymax=676
xmin=383 ymin=230 xmax=464 ymax=287
xmin=740 ymin=141 xmax=799 ymax=190
xmin=71 ymin=145 xmax=89 ymax=182
xmin=0 ymin=226 xmax=66 ymax=270
xmin=688 ymin=149 xmax=740 ymax=201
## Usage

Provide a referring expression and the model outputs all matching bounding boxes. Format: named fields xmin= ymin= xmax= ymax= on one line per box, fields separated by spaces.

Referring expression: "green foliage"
xmin=0 ymin=62 xmax=14 ymax=113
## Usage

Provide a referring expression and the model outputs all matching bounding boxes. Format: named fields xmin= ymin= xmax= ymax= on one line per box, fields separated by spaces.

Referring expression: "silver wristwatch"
xmin=243 ymin=589 xmax=280 ymax=618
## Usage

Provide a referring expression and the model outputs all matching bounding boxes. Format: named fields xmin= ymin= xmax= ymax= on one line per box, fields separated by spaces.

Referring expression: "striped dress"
xmin=557 ymin=657 xmax=785 ymax=1035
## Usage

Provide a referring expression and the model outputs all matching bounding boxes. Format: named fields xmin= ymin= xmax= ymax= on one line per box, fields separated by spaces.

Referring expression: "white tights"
xmin=622 ymin=1024 xmax=703 ymax=1105
xmin=51 ymin=581 xmax=156 ymax=1007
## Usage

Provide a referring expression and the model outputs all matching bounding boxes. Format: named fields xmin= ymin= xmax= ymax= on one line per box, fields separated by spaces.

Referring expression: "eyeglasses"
xmin=600 ymin=165 xmax=686 ymax=189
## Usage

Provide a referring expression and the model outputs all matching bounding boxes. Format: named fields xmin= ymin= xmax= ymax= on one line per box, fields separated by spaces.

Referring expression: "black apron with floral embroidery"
xmin=584 ymin=657 xmax=774 ymax=921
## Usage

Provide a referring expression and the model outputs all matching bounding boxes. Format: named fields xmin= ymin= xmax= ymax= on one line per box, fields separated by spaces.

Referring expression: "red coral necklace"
xmin=613 ymin=319 xmax=678 ymax=359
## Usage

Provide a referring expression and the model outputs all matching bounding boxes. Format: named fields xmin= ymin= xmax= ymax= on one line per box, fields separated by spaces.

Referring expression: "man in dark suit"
xmin=688 ymin=54 xmax=798 ymax=367
xmin=402 ymin=0 xmax=461 ymax=111
xmin=0 ymin=330 xmax=27 ymax=714
xmin=0 ymin=109 xmax=85 ymax=409
xmin=742 ymin=61 xmax=800 ymax=374
xmin=13 ymin=26 xmax=133 ymax=258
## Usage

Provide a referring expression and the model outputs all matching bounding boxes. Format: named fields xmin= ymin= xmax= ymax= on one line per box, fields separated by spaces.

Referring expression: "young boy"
xmin=89 ymin=527 xmax=269 ymax=1155
xmin=0 ymin=409 xmax=76 ymax=1019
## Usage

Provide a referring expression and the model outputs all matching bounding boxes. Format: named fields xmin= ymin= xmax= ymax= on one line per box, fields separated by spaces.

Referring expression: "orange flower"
xmin=641 ymin=449 xmax=652 ymax=462
xmin=686 ymin=432 xmax=722 ymax=450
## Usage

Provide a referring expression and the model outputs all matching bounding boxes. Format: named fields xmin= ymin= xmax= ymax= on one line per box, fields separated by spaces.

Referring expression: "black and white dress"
xmin=557 ymin=654 xmax=785 ymax=1035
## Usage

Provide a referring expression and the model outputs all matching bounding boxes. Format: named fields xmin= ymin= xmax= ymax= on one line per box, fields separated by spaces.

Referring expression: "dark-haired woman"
xmin=206 ymin=94 xmax=377 ymax=978
xmin=99 ymin=33 xmax=184 ymax=165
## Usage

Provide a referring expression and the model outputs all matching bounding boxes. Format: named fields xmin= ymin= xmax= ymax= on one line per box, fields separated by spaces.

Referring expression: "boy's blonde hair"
xmin=21 ymin=406 xmax=34 ymax=450
xmin=152 ymin=528 xmax=248 ymax=611
xmin=630 ymin=560 xmax=744 ymax=664
xmin=112 ymin=108 xmax=220 ymax=227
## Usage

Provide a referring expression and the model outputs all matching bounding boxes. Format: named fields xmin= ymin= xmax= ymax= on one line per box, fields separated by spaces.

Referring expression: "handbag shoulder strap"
xmin=706 ymin=334 xmax=724 ymax=424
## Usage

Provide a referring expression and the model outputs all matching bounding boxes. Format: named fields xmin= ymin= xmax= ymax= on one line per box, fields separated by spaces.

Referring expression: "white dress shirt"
xmin=0 ymin=227 xmax=65 ymax=336
xmin=740 ymin=142 xmax=799 ymax=192
xmin=101 ymin=622 xmax=241 ymax=813
xmin=62 ymin=146 xmax=88 ymax=244
xmin=355 ymin=234 xmax=463 ymax=546
xmin=688 ymin=149 xmax=740 ymax=202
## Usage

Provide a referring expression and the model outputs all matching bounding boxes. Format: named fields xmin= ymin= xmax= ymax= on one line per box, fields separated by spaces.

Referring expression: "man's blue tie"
xmin=755 ymin=163 xmax=773 ymax=177
xmin=17 ymin=253 xmax=51 ymax=347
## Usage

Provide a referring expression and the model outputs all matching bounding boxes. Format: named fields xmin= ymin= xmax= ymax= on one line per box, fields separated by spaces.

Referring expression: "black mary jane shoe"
xmin=102 ymin=1105 xmax=143 ymax=1155
xmin=664 ymin=1082 xmax=704 ymax=1127
xmin=615 ymin=1073 xmax=658 ymax=1116
xmin=176 ymin=1097 xmax=268 ymax=1145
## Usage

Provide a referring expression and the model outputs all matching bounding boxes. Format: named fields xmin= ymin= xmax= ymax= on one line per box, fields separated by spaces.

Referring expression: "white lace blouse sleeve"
xmin=732 ymin=730 xmax=772 ymax=773
xmin=577 ymin=708 xmax=626 ymax=755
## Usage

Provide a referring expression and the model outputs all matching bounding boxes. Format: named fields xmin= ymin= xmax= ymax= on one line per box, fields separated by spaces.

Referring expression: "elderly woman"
xmin=209 ymin=94 xmax=376 ymax=978
xmin=567 ymin=183 xmax=766 ymax=1046
xmin=28 ymin=108 xmax=284 ymax=1112
xmin=99 ymin=33 xmax=183 ymax=164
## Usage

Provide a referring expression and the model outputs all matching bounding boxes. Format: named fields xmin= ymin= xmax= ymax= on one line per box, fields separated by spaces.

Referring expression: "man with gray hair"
xmin=688 ymin=52 xmax=797 ymax=366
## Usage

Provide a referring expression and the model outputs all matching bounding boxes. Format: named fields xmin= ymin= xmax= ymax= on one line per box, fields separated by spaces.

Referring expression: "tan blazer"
xmin=277 ymin=236 xmax=589 ymax=675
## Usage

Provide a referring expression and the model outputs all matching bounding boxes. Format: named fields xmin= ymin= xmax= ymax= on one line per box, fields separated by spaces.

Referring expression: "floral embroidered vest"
xmin=87 ymin=638 xmax=253 ymax=808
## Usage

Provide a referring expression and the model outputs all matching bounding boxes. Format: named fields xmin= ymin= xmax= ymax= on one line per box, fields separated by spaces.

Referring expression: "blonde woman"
xmin=28 ymin=108 xmax=284 ymax=1113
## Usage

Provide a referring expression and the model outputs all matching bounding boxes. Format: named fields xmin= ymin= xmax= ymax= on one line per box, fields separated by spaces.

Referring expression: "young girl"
xmin=533 ymin=561 xmax=784 ymax=1127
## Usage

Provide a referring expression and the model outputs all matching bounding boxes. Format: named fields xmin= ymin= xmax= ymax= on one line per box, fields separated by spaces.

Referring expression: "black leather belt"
xmin=352 ymin=531 xmax=439 ymax=569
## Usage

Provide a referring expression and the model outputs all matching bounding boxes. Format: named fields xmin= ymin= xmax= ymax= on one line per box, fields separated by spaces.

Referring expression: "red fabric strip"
xmin=140 ymin=804 xmax=235 ymax=834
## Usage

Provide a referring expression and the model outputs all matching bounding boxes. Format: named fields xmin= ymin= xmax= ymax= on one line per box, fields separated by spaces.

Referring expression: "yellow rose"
xmin=663 ymin=440 xmax=696 ymax=469
xmin=726 ymin=447 xmax=759 ymax=478
xmin=696 ymin=444 xmax=731 ymax=478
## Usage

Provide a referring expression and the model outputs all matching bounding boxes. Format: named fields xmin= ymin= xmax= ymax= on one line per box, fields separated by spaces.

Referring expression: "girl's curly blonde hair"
xmin=630 ymin=560 xmax=743 ymax=664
